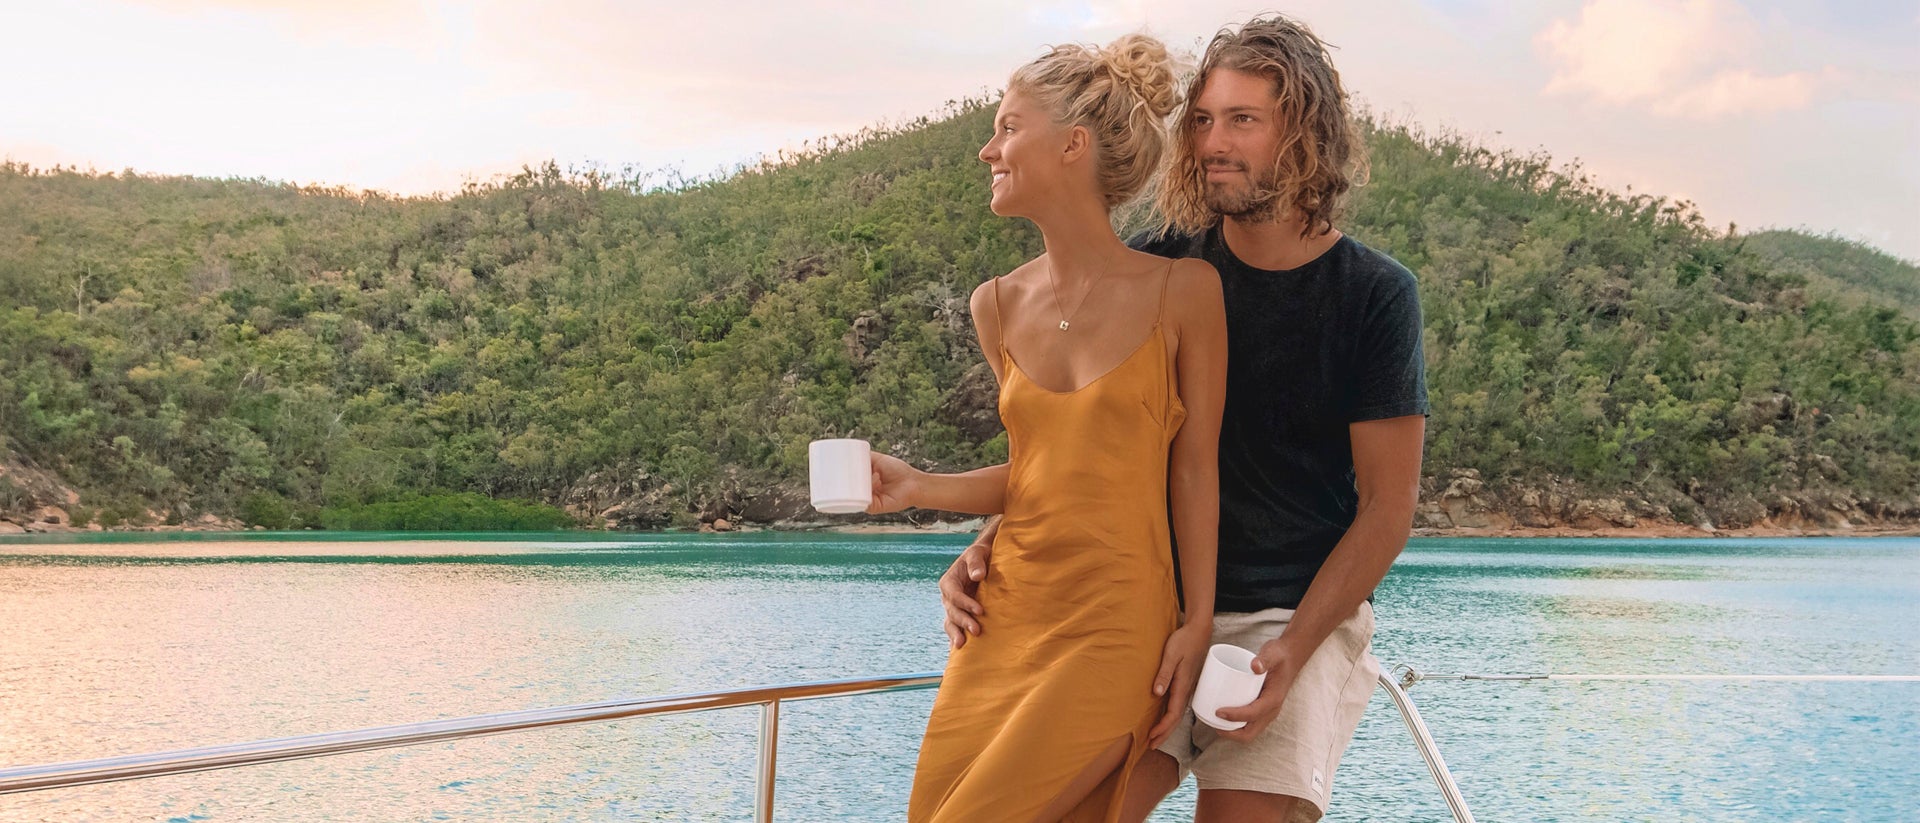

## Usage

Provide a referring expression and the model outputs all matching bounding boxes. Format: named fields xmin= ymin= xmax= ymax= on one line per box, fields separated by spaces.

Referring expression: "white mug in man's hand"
xmin=1192 ymin=643 xmax=1267 ymax=731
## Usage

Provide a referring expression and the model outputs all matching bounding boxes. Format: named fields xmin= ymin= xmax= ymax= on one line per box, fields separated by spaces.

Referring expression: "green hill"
xmin=1742 ymin=229 xmax=1920 ymax=316
xmin=2 ymin=101 xmax=1917 ymax=531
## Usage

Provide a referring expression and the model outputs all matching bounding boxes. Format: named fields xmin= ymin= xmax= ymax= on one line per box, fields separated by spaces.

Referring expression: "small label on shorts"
xmin=1312 ymin=769 xmax=1325 ymax=792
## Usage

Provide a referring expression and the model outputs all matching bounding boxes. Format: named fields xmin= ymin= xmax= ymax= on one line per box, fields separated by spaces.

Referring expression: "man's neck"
xmin=1219 ymin=212 xmax=1342 ymax=272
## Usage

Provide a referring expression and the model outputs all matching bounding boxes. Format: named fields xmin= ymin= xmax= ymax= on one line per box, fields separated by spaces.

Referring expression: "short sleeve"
xmin=1347 ymin=265 xmax=1430 ymax=422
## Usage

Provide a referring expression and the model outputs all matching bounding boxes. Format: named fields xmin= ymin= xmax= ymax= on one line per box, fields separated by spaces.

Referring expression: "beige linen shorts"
xmin=1154 ymin=601 xmax=1378 ymax=823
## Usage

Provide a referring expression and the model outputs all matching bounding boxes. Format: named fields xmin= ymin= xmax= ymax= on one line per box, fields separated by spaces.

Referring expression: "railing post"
xmin=1376 ymin=671 xmax=1476 ymax=823
xmin=756 ymin=699 xmax=780 ymax=823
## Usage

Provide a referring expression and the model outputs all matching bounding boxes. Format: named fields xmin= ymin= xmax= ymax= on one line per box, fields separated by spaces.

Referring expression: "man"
xmin=939 ymin=16 xmax=1428 ymax=823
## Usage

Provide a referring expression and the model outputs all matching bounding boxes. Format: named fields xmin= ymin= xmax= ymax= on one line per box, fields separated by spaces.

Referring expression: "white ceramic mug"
xmin=1192 ymin=643 xmax=1267 ymax=731
xmin=809 ymin=439 xmax=872 ymax=514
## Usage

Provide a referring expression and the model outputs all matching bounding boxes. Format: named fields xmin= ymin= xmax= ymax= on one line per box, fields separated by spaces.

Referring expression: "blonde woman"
xmin=867 ymin=34 xmax=1228 ymax=822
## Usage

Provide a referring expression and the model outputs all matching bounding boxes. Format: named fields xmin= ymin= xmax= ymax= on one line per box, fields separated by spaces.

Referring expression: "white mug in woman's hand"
xmin=1192 ymin=643 xmax=1267 ymax=731
xmin=809 ymin=438 xmax=872 ymax=514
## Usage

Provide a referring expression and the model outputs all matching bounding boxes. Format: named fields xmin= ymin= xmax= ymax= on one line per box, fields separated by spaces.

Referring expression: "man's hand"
xmin=939 ymin=539 xmax=991 ymax=649
xmin=1211 ymin=638 xmax=1303 ymax=743
xmin=867 ymin=452 xmax=920 ymax=514
xmin=1146 ymin=622 xmax=1212 ymax=748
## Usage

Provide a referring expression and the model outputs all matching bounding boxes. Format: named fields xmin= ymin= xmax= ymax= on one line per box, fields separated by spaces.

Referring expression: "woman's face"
xmin=978 ymin=87 xmax=1068 ymax=218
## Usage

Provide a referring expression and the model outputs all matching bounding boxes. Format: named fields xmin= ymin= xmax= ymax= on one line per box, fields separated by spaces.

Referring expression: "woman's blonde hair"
xmin=1007 ymin=33 xmax=1180 ymax=209
xmin=1157 ymin=16 xmax=1369 ymax=237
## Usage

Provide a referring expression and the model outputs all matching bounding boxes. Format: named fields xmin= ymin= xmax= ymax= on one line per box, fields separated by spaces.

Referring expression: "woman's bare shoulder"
xmin=970 ymin=256 xmax=1046 ymax=313
xmin=1162 ymin=257 xmax=1224 ymax=330
xmin=1165 ymin=257 xmax=1222 ymax=297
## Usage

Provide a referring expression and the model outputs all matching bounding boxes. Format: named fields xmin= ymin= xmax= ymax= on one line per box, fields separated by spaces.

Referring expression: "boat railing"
xmin=0 ymin=672 xmax=939 ymax=821
xmin=5 ymin=662 xmax=1907 ymax=821
xmin=10 ymin=664 xmax=1914 ymax=821
xmin=56 ymin=662 xmax=1859 ymax=823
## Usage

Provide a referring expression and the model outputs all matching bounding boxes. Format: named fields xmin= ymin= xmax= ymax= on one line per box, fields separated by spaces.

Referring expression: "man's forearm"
xmin=1276 ymin=415 xmax=1425 ymax=669
xmin=1273 ymin=498 xmax=1412 ymax=665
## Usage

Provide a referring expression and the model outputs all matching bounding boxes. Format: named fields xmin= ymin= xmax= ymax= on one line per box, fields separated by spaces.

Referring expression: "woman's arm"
xmin=1147 ymin=258 xmax=1228 ymax=747
xmin=1167 ymin=258 xmax=1225 ymax=625
xmin=869 ymin=458 xmax=1008 ymax=514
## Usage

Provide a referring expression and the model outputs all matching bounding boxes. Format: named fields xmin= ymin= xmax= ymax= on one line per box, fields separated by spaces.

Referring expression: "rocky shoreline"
xmin=6 ymin=518 xmax=1918 ymax=539
xmin=7 ymin=459 xmax=1918 ymax=539
xmin=7 ymin=505 xmax=1917 ymax=540
xmin=562 ymin=467 xmax=1920 ymax=538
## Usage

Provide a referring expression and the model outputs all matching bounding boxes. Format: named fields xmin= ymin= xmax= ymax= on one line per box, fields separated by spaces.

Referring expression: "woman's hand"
xmin=867 ymin=452 xmax=922 ymax=513
xmin=1145 ymin=620 xmax=1213 ymax=748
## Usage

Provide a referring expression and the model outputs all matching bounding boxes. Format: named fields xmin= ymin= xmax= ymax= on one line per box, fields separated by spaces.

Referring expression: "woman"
xmin=866 ymin=34 xmax=1228 ymax=822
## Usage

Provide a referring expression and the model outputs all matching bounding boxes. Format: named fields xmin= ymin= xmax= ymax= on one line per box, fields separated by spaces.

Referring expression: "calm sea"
xmin=1 ymin=533 xmax=1915 ymax=822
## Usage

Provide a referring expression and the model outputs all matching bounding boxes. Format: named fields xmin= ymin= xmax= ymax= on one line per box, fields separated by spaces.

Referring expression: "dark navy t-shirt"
xmin=1131 ymin=225 xmax=1429 ymax=612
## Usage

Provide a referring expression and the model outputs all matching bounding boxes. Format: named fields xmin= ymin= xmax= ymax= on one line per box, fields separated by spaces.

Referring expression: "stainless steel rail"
xmin=1379 ymin=664 xmax=1920 ymax=823
xmin=1378 ymin=668 xmax=1477 ymax=823
xmin=1 ymin=668 xmax=1478 ymax=822
xmin=0 ymin=672 xmax=941 ymax=812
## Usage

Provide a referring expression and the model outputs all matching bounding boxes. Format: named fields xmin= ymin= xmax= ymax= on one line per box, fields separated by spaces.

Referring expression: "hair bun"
xmin=1100 ymin=34 xmax=1179 ymax=119
xmin=1006 ymin=33 xmax=1178 ymax=208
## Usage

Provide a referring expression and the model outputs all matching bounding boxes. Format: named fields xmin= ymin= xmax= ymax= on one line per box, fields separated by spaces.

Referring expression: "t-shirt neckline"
xmin=1210 ymin=225 xmax=1350 ymax=276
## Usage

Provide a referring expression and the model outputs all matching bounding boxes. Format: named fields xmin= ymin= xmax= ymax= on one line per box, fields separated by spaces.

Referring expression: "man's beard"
xmin=1203 ymin=164 xmax=1281 ymax=223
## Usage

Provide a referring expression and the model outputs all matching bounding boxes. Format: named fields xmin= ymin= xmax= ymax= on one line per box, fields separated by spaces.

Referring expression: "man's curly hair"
xmin=1156 ymin=16 xmax=1370 ymax=238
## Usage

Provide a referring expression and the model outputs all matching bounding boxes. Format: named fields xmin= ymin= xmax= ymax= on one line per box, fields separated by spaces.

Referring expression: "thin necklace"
xmin=1044 ymin=260 xmax=1096 ymax=331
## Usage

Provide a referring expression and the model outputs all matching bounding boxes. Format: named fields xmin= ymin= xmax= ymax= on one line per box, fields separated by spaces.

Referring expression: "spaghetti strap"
xmin=1155 ymin=259 xmax=1175 ymax=325
xmin=990 ymin=275 xmax=1006 ymax=354
xmin=1157 ymin=260 xmax=1181 ymax=411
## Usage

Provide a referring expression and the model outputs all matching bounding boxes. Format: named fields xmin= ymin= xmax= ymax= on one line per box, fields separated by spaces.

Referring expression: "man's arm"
xmin=1214 ymin=413 xmax=1424 ymax=740
xmin=927 ymin=276 xmax=1011 ymax=646
xmin=871 ymin=456 xmax=1002 ymax=647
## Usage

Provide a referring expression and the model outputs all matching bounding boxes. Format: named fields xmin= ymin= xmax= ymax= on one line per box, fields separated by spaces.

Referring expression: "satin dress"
xmin=908 ymin=267 xmax=1187 ymax=822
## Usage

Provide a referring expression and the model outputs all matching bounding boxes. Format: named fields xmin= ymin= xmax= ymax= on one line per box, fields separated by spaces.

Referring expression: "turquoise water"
xmin=1 ymin=533 xmax=1915 ymax=821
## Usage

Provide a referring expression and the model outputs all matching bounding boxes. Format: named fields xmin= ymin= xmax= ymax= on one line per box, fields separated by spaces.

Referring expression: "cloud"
xmin=1652 ymin=67 xmax=1818 ymax=117
xmin=1537 ymin=0 xmax=1827 ymax=119
xmin=1538 ymin=0 xmax=1736 ymax=102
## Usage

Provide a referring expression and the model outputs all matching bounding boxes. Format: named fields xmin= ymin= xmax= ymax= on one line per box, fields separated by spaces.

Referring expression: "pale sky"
xmin=4 ymin=0 xmax=1916 ymax=260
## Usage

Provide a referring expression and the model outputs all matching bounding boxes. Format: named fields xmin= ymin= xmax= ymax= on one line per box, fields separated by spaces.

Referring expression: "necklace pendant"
xmin=1058 ymin=320 xmax=1070 ymax=331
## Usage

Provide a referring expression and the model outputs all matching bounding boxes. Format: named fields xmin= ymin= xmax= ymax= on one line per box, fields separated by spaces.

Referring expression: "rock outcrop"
xmin=939 ymin=361 xmax=1003 ymax=443
xmin=0 ymin=452 xmax=82 ymax=533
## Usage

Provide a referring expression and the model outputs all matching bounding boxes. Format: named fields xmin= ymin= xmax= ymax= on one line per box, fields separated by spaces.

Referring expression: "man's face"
xmin=1189 ymin=67 xmax=1285 ymax=221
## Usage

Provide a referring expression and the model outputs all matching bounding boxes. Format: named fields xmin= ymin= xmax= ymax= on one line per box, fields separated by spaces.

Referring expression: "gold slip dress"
xmin=908 ymin=264 xmax=1186 ymax=822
